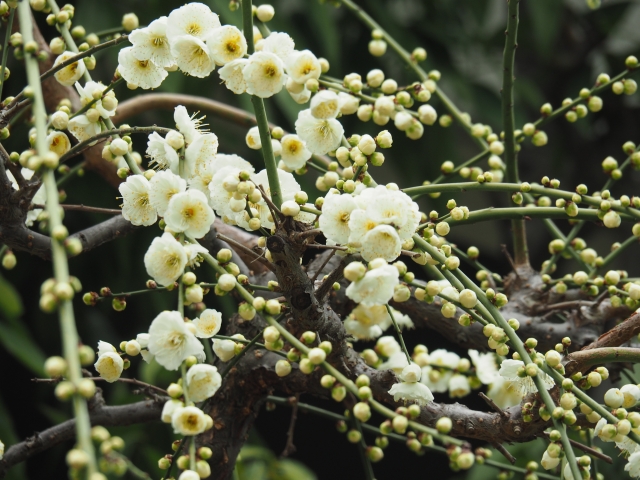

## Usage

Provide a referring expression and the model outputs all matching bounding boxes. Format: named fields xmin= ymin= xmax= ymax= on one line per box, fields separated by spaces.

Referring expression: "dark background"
xmin=2 ymin=0 xmax=640 ymax=478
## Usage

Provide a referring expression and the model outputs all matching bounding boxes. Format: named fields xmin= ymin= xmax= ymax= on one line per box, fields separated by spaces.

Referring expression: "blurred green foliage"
xmin=2 ymin=0 xmax=640 ymax=478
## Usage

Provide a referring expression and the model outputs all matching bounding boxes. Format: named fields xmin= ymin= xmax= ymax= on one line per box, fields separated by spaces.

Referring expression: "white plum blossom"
xmin=246 ymin=126 xmax=262 ymax=150
xmin=67 ymin=114 xmax=101 ymax=143
xmin=171 ymin=405 xmax=208 ymax=435
xmin=161 ymin=399 xmax=184 ymax=423
xmin=243 ymin=51 xmax=286 ymax=98
xmin=218 ymin=59 xmax=248 ymax=94
xmin=468 ymin=350 xmax=499 ymax=385
xmin=212 ymin=338 xmax=236 ymax=362
xmin=379 ymin=351 xmax=409 ymax=374
xmin=421 ymin=349 xmax=460 ymax=393
xmin=148 ymin=310 xmax=205 ymax=370
xmin=147 ymin=132 xmax=180 ymax=172
xmin=184 ymin=132 xmax=219 ymax=178
xmin=563 ymin=462 xmax=589 ymax=480
xmin=53 ymin=51 xmax=86 ymax=86
xmin=360 ymin=225 xmax=402 ymax=262
xmin=186 ymin=364 xmax=222 ymax=402
xmin=541 ymin=451 xmax=560 ymax=471
xmin=144 ymin=232 xmax=188 ymax=286
xmin=166 ymin=2 xmax=220 ymax=43
xmin=47 ymin=131 xmax=71 ymax=157
xmin=149 ymin=170 xmax=187 ymax=216
xmin=183 ymin=241 xmax=209 ymax=267
xmin=208 ymin=156 xmax=254 ymax=221
xmin=128 ymin=17 xmax=174 ymax=67
xmin=207 ymin=25 xmax=247 ymax=65
xmin=345 ymin=261 xmax=399 ymax=306
xmin=261 ymin=32 xmax=295 ymax=63
xmin=376 ymin=336 xmax=402 ymax=358
xmin=172 ymin=35 xmax=216 ymax=78
xmin=286 ymin=49 xmax=321 ymax=84
xmin=389 ymin=364 xmax=434 ymax=406
xmin=94 ymin=351 xmax=124 ymax=383
xmin=5 ymin=168 xmax=45 ymax=227
xmin=626 ymin=451 xmax=640 ymax=478
xmin=119 ymin=175 xmax=157 ymax=226
xmin=338 ymin=92 xmax=360 ymax=115
xmin=280 ymin=134 xmax=311 ymax=170
xmin=192 ymin=309 xmax=222 ymax=338
xmin=486 ymin=376 xmax=523 ymax=409
xmin=75 ymin=81 xmax=118 ymax=118
xmin=310 ymin=90 xmax=340 ymax=119
xmin=498 ymin=359 xmax=554 ymax=396
xmin=118 ymin=46 xmax=168 ymax=89
xmin=295 ymin=109 xmax=344 ymax=155
xmin=174 ymin=105 xmax=204 ymax=145
xmin=319 ymin=192 xmax=358 ymax=245
xmin=448 ymin=374 xmax=471 ymax=398
xmin=164 ymin=189 xmax=215 ymax=238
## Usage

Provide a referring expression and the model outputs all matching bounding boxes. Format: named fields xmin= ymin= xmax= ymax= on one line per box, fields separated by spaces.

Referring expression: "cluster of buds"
xmin=40 ymin=276 xmax=83 ymax=313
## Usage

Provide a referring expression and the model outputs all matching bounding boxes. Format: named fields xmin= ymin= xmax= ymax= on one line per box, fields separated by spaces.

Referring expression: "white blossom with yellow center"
xmin=119 ymin=174 xmax=157 ymax=226
xmin=52 ymin=51 xmax=86 ymax=86
xmin=192 ymin=308 xmax=222 ymax=338
xmin=129 ymin=17 xmax=174 ymax=68
xmin=166 ymin=2 xmax=220 ymax=43
xmin=295 ymin=109 xmax=344 ymax=155
xmin=143 ymin=232 xmax=188 ymax=286
xmin=149 ymin=170 xmax=187 ymax=216
xmin=46 ymin=131 xmax=71 ymax=157
xmin=286 ymin=49 xmax=321 ymax=84
xmin=186 ymin=364 xmax=222 ymax=402
xmin=243 ymin=51 xmax=286 ymax=98
xmin=319 ymin=192 xmax=358 ymax=245
xmin=148 ymin=310 xmax=205 ymax=370
xmin=171 ymin=405 xmax=207 ymax=436
xmin=164 ymin=189 xmax=215 ymax=238
xmin=218 ymin=58 xmax=248 ymax=94
xmin=280 ymin=134 xmax=311 ymax=170
xmin=118 ymin=46 xmax=168 ymax=89
xmin=170 ymin=35 xmax=216 ymax=78
xmin=207 ymin=25 xmax=247 ymax=65
xmin=94 ymin=352 xmax=124 ymax=383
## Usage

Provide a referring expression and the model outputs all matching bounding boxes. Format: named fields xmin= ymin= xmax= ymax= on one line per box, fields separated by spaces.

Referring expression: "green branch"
xmin=241 ymin=0 xmax=282 ymax=208
xmin=0 ymin=7 xmax=15 ymax=101
xmin=18 ymin=1 xmax=97 ymax=475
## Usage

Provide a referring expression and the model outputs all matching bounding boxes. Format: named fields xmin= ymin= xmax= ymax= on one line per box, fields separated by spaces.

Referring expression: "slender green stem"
xmin=106 ymin=452 xmax=151 ymax=479
xmin=385 ymin=305 xmax=411 ymax=363
xmin=90 ymin=26 xmax=129 ymax=39
xmin=597 ymin=235 xmax=638 ymax=272
xmin=428 ymin=149 xmax=492 ymax=186
xmin=241 ymin=0 xmax=282 ymax=208
xmin=56 ymin=161 xmax=85 ymax=187
xmin=332 ymin=0 xmax=487 ymax=149
xmin=18 ymin=2 xmax=97 ymax=476
xmin=212 ymin=335 xmax=287 ymax=357
xmin=221 ymin=330 xmax=263 ymax=378
xmin=353 ymin=415 xmax=375 ymax=480
xmin=95 ymin=286 xmax=168 ymax=299
xmin=501 ymin=0 xmax=527 ymax=266
xmin=71 ymin=77 xmax=124 ymax=119
xmin=0 ymin=8 xmax=15 ymax=101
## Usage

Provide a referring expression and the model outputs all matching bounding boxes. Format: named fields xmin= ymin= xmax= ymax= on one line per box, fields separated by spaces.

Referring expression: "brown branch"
xmin=492 ymin=442 xmax=516 ymax=464
xmin=479 ymin=392 xmax=508 ymax=418
xmin=33 ymin=204 xmax=122 ymax=215
xmin=0 ymin=391 xmax=164 ymax=478
xmin=580 ymin=311 xmax=640 ymax=351
xmin=564 ymin=347 xmax=640 ymax=377
xmin=280 ymin=394 xmax=299 ymax=457
xmin=216 ymin=233 xmax=275 ymax=273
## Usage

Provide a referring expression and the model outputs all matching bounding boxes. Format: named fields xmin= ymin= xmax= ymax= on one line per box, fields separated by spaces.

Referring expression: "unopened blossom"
xmin=171 ymin=405 xmax=207 ymax=435
xmin=144 ymin=232 xmax=188 ymax=286
xmin=244 ymin=51 xmax=286 ymax=98
xmin=261 ymin=31 xmax=295 ymax=62
xmin=164 ymin=189 xmax=215 ymax=238
xmin=286 ymin=49 xmax=321 ymax=84
xmin=149 ymin=170 xmax=187 ymax=216
xmin=166 ymin=2 xmax=220 ymax=43
xmin=563 ymin=462 xmax=590 ymax=480
xmin=186 ymin=364 xmax=222 ymax=402
xmin=310 ymin=90 xmax=340 ymax=119
xmin=47 ymin=131 xmax=71 ymax=157
xmin=345 ymin=261 xmax=399 ymax=306
xmin=338 ymin=92 xmax=360 ymax=115
xmin=218 ymin=58 xmax=248 ymax=94
xmin=207 ymin=154 xmax=255 ymax=217
xmin=295 ymin=109 xmax=344 ymax=155
xmin=541 ymin=451 xmax=560 ymax=470
xmin=192 ymin=308 xmax=222 ymax=338
xmin=94 ymin=351 xmax=124 ymax=383
xmin=468 ymin=349 xmax=499 ymax=385
xmin=53 ymin=51 xmax=86 ymax=86
xmin=207 ymin=25 xmax=247 ymax=65
xmin=119 ymin=175 xmax=157 ymax=226
xmin=170 ymin=35 xmax=216 ymax=78
xmin=118 ymin=46 xmax=168 ymax=89
xmin=179 ymin=470 xmax=200 ymax=480
xmin=212 ymin=338 xmax=236 ymax=362
xmin=148 ymin=310 xmax=205 ymax=370
xmin=319 ymin=192 xmax=358 ymax=245
xmin=280 ymin=134 xmax=311 ymax=170
xmin=498 ymin=359 xmax=554 ymax=395
xmin=129 ymin=17 xmax=174 ymax=67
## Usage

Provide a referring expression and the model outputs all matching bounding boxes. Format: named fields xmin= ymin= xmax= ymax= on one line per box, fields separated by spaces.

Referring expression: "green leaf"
xmin=0 ymin=272 xmax=23 ymax=318
xmin=0 ymin=315 xmax=46 ymax=376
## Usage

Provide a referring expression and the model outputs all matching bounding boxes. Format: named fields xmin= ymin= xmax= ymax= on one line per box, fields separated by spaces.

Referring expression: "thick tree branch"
xmin=0 ymin=391 xmax=164 ymax=478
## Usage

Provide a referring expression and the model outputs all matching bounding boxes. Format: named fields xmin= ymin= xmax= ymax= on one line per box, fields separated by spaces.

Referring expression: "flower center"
xmin=183 ymin=207 xmax=195 ymax=218
xmin=264 ymin=65 xmax=277 ymax=78
xmin=187 ymin=23 xmax=201 ymax=36
xmin=136 ymin=194 xmax=150 ymax=208
xmin=152 ymin=36 xmax=165 ymax=47
xmin=137 ymin=60 xmax=150 ymax=69
xmin=225 ymin=41 xmax=238 ymax=53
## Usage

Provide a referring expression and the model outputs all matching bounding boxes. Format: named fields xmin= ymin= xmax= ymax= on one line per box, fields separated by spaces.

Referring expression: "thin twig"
xmin=33 ymin=204 xmax=122 ymax=215
xmin=32 ymin=376 xmax=168 ymax=396
xmin=539 ymin=431 xmax=612 ymax=464
xmin=310 ymin=249 xmax=336 ymax=285
xmin=491 ymin=442 xmax=516 ymax=464
xmin=280 ymin=394 xmax=299 ymax=457
xmin=478 ymin=392 xmax=508 ymax=418
xmin=216 ymin=233 xmax=275 ymax=272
